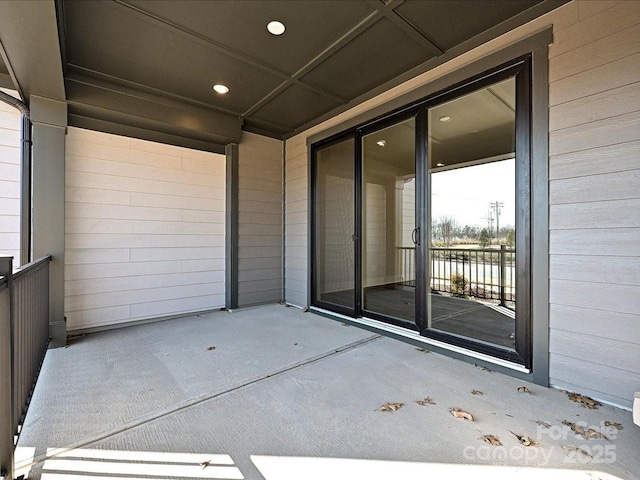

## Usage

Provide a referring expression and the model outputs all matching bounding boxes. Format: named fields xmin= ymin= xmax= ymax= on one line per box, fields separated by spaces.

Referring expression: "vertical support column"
xmin=225 ymin=143 xmax=239 ymax=310
xmin=30 ymin=96 xmax=67 ymax=348
xmin=20 ymin=115 xmax=32 ymax=266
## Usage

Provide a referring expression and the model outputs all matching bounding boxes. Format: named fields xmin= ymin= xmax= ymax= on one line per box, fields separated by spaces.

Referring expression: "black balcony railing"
xmin=397 ymin=246 xmax=515 ymax=306
xmin=0 ymin=255 xmax=51 ymax=480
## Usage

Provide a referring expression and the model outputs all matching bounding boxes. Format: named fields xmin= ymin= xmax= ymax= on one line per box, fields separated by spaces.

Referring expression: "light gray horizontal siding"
xmin=65 ymin=127 xmax=226 ymax=330
xmin=237 ymin=132 xmax=283 ymax=307
xmin=0 ymin=90 xmax=21 ymax=262
xmin=547 ymin=1 xmax=640 ymax=408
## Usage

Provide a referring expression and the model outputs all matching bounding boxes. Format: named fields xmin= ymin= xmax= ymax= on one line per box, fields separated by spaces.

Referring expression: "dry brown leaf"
xmin=302 ymin=307 xmax=309 ymax=313
xmin=415 ymin=348 xmax=431 ymax=353
xmin=475 ymin=364 xmax=494 ymax=373
xmin=471 ymin=389 xmax=483 ymax=396
xmin=481 ymin=434 xmax=502 ymax=446
xmin=567 ymin=392 xmax=601 ymax=409
xmin=450 ymin=407 xmax=474 ymax=421
xmin=377 ymin=402 xmax=404 ymax=412
xmin=562 ymin=445 xmax=593 ymax=460
xmin=207 ymin=346 xmax=216 ymax=351
xmin=199 ymin=460 xmax=210 ymax=469
xmin=534 ymin=420 xmax=551 ymax=429
xmin=415 ymin=397 xmax=436 ymax=406
xmin=603 ymin=421 xmax=623 ymax=431
xmin=561 ymin=420 xmax=607 ymax=440
xmin=510 ymin=431 xmax=540 ymax=446
xmin=517 ymin=386 xmax=531 ymax=394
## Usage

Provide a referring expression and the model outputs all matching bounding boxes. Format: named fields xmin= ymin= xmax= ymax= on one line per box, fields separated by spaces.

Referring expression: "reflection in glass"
xmin=314 ymin=137 xmax=355 ymax=310
xmin=427 ymin=77 xmax=517 ymax=349
xmin=362 ymin=117 xmax=416 ymax=324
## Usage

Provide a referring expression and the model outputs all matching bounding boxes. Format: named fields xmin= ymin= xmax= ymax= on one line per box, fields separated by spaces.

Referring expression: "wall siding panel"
xmin=65 ymin=127 xmax=225 ymax=331
xmin=284 ymin=1 xmax=640 ymax=408
xmin=237 ymin=132 xmax=283 ymax=307
xmin=0 ymin=89 xmax=22 ymax=262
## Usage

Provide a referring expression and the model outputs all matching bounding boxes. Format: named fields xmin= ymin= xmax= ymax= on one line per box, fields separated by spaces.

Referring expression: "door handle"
xmin=412 ymin=227 xmax=420 ymax=246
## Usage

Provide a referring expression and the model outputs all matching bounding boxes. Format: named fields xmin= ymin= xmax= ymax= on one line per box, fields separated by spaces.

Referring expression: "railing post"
xmin=499 ymin=245 xmax=506 ymax=306
xmin=0 ymin=257 xmax=14 ymax=480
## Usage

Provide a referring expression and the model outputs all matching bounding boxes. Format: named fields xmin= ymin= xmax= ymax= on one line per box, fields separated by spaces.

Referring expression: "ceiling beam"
xmin=0 ymin=0 xmax=65 ymax=103
xmin=242 ymin=8 xmax=384 ymax=117
xmin=371 ymin=0 xmax=446 ymax=57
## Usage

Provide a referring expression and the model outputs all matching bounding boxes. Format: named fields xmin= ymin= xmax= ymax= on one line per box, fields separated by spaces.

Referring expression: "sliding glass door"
xmin=361 ymin=115 xmax=418 ymax=329
xmin=311 ymin=135 xmax=356 ymax=316
xmin=310 ymin=57 xmax=531 ymax=366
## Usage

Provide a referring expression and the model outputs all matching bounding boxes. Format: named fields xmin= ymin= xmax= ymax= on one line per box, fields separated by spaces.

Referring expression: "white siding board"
xmin=551 ymin=255 xmax=640 ymax=285
xmin=549 ymin=140 xmax=640 ymax=180
xmin=550 ymin=228 xmax=640 ymax=257
xmin=0 ymin=93 xmax=21 ymax=261
xmin=549 ymin=23 xmax=640 ymax=82
xmin=550 ymin=199 xmax=640 ymax=230
xmin=550 ymin=279 xmax=640 ymax=316
xmin=549 ymin=169 xmax=640 ymax=204
xmin=550 ymin=329 xmax=639 ymax=374
xmin=550 ymin=304 xmax=640 ymax=344
xmin=549 ymin=82 xmax=640 ymax=132
xmin=65 ymin=127 xmax=225 ymax=330
xmin=551 ymin=1 xmax=638 ymax=58
xmin=549 ymin=111 xmax=640 ymax=157
xmin=549 ymin=354 xmax=640 ymax=408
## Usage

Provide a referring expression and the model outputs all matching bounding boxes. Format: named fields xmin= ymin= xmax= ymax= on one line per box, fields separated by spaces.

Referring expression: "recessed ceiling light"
xmin=376 ymin=140 xmax=386 ymax=147
xmin=267 ymin=21 xmax=286 ymax=35
xmin=213 ymin=84 xmax=229 ymax=94
xmin=436 ymin=162 xmax=445 ymax=167
xmin=439 ymin=116 xmax=451 ymax=122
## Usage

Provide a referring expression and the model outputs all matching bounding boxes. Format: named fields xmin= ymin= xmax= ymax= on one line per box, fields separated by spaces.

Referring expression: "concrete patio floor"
xmin=15 ymin=304 xmax=640 ymax=480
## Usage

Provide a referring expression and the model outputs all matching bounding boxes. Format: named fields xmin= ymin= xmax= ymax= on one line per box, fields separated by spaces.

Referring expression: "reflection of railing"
xmin=396 ymin=246 xmax=515 ymax=306
xmin=397 ymin=247 xmax=416 ymax=287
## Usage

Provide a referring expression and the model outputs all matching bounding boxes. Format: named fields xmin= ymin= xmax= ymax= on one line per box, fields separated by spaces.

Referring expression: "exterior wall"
xmin=0 ymin=89 xmax=21 ymax=263
xmin=237 ymin=132 xmax=283 ymax=307
xmin=547 ymin=0 xmax=640 ymax=409
xmin=65 ymin=127 xmax=225 ymax=331
xmin=284 ymin=0 xmax=640 ymax=408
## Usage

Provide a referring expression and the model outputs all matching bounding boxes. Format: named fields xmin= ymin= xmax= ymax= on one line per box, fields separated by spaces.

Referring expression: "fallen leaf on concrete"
xmin=474 ymin=364 xmax=494 ymax=373
xmin=471 ymin=389 xmax=483 ymax=395
xmin=302 ymin=307 xmax=309 ymax=312
xmin=562 ymin=420 xmax=586 ymax=438
xmin=377 ymin=402 xmax=404 ymax=412
xmin=481 ymin=434 xmax=502 ymax=446
xmin=603 ymin=421 xmax=623 ymax=430
xmin=561 ymin=420 xmax=606 ymax=440
xmin=199 ymin=460 xmax=210 ymax=469
xmin=284 ymin=304 xmax=292 ymax=307
xmin=450 ymin=408 xmax=474 ymax=421
xmin=341 ymin=323 xmax=349 ymax=327
xmin=415 ymin=397 xmax=436 ymax=406
xmin=567 ymin=392 xmax=601 ymax=409
xmin=510 ymin=431 xmax=540 ymax=446
xmin=562 ymin=445 xmax=592 ymax=461
xmin=517 ymin=386 xmax=531 ymax=394
xmin=207 ymin=346 xmax=216 ymax=351
xmin=415 ymin=348 xmax=431 ymax=353
xmin=534 ymin=420 xmax=551 ymax=428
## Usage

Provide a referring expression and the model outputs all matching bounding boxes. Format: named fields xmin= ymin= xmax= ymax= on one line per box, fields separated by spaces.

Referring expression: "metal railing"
xmin=397 ymin=246 xmax=515 ymax=306
xmin=0 ymin=255 xmax=51 ymax=480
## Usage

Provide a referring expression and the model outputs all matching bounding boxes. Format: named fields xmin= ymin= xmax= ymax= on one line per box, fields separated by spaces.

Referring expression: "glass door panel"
xmin=312 ymin=136 xmax=356 ymax=313
xmin=362 ymin=117 xmax=417 ymax=327
xmin=426 ymin=77 xmax=517 ymax=351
